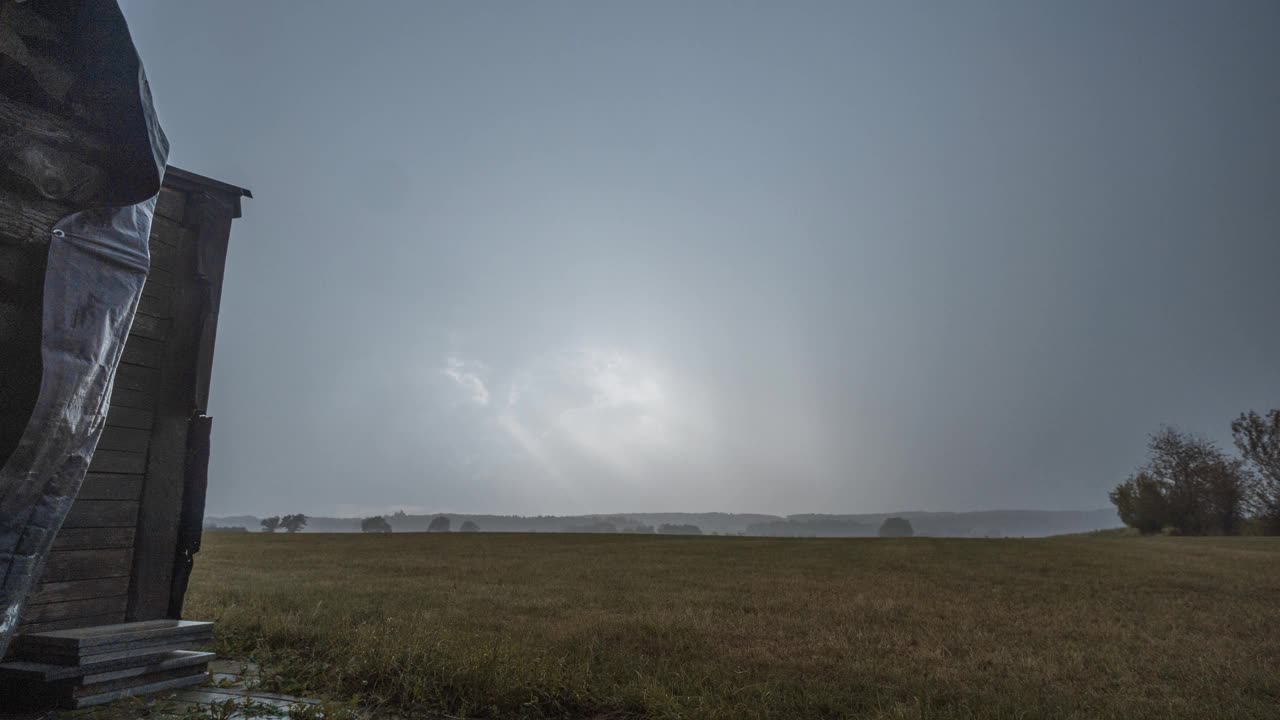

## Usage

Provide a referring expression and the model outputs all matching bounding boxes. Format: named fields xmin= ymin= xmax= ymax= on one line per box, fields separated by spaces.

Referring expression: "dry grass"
xmin=185 ymin=532 xmax=1280 ymax=719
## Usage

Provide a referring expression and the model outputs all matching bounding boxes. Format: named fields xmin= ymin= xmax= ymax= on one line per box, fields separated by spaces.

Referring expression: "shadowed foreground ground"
xmin=185 ymin=532 xmax=1280 ymax=719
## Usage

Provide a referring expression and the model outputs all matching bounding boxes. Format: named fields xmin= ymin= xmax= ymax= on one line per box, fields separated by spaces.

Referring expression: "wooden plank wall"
xmin=18 ymin=186 xmax=188 ymax=634
xmin=127 ymin=193 xmax=208 ymax=621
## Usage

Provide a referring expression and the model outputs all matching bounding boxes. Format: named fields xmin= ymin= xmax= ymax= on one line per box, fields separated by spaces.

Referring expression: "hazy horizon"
xmin=119 ymin=1 xmax=1280 ymax=518
xmin=208 ymin=506 xmax=1117 ymax=521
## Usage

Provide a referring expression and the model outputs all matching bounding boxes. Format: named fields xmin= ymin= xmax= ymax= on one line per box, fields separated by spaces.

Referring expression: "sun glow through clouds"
xmin=439 ymin=346 xmax=700 ymax=498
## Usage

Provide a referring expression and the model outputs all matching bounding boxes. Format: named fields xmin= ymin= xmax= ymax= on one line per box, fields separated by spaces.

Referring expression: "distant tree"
xmin=260 ymin=516 xmax=281 ymax=533
xmin=657 ymin=523 xmax=702 ymax=535
xmin=1111 ymin=426 xmax=1250 ymax=535
xmin=459 ymin=520 xmax=480 ymax=533
xmin=281 ymin=513 xmax=308 ymax=533
xmin=428 ymin=515 xmax=451 ymax=532
xmin=361 ymin=516 xmax=393 ymax=533
xmin=1233 ymin=409 xmax=1280 ymax=534
xmin=878 ymin=517 xmax=914 ymax=538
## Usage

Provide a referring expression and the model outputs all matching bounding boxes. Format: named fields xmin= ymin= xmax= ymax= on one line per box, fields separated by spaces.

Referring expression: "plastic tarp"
xmin=0 ymin=0 xmax=167 ymax=655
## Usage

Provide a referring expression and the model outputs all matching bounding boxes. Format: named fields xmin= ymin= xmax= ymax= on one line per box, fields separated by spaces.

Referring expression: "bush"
xmin=428 ymin=515 xmax=451 ymax=532
xmin=459 ymin=520 xmax=480 ymax=533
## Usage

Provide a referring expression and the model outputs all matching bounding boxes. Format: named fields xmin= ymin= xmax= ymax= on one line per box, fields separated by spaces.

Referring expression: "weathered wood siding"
xmin=18 ymin=170 xmax=245 ymax=635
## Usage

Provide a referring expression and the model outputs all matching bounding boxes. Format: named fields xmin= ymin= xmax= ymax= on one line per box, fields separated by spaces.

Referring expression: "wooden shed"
xmin=16 ymin=167 xmax=250 ymax=637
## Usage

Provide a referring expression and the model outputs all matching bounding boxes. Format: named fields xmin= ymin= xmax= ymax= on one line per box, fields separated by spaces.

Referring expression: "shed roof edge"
xmin=164 ymin=166 xmax=253 ymax=200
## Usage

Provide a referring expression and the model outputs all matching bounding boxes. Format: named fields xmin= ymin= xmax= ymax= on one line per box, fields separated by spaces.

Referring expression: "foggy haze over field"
xmin=118 ymin=1 xmax=1280 ymax=518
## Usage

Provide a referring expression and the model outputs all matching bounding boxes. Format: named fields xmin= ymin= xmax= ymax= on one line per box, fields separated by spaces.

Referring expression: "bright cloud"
xmin=437 ymin=346 xmax=707 ymax=496
xmin=441 ymin=356 xmax=491 ymax=406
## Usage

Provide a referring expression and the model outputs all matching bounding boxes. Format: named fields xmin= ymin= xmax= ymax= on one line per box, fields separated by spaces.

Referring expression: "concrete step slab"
xmin=67 ymin=670 xmax=207 ymax=709
xmin=14 ymin=620 xmax=213 ymax=652
xmin=0 ymin=649 xmax=214 ymax=683
xmin=22 ymin=633 xmax=212 ymax=666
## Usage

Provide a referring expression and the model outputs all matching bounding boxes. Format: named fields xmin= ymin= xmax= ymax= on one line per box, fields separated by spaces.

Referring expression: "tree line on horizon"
xmin=350 ymin=514 xmax=919 ymax=538
xmin=357 ymin=515 xmax=707 ymax=535
xmin=207 ymin=508 xmax=1118 ymax=537
xmin=1110 ymin=409 xmax=1280 ymax=536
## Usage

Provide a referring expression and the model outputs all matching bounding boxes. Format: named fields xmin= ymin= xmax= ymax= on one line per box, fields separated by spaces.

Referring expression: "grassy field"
xmin=185 ymin=532 xmax=1280 ymax=719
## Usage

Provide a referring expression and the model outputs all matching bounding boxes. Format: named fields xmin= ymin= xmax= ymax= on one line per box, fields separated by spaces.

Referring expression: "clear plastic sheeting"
xmin=0 ymin=0 xmax=167 ymax=655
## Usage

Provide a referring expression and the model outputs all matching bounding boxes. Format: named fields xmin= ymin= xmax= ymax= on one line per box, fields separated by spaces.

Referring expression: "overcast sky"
xmin=117 ymin=1 xmax=1280 ymax=518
